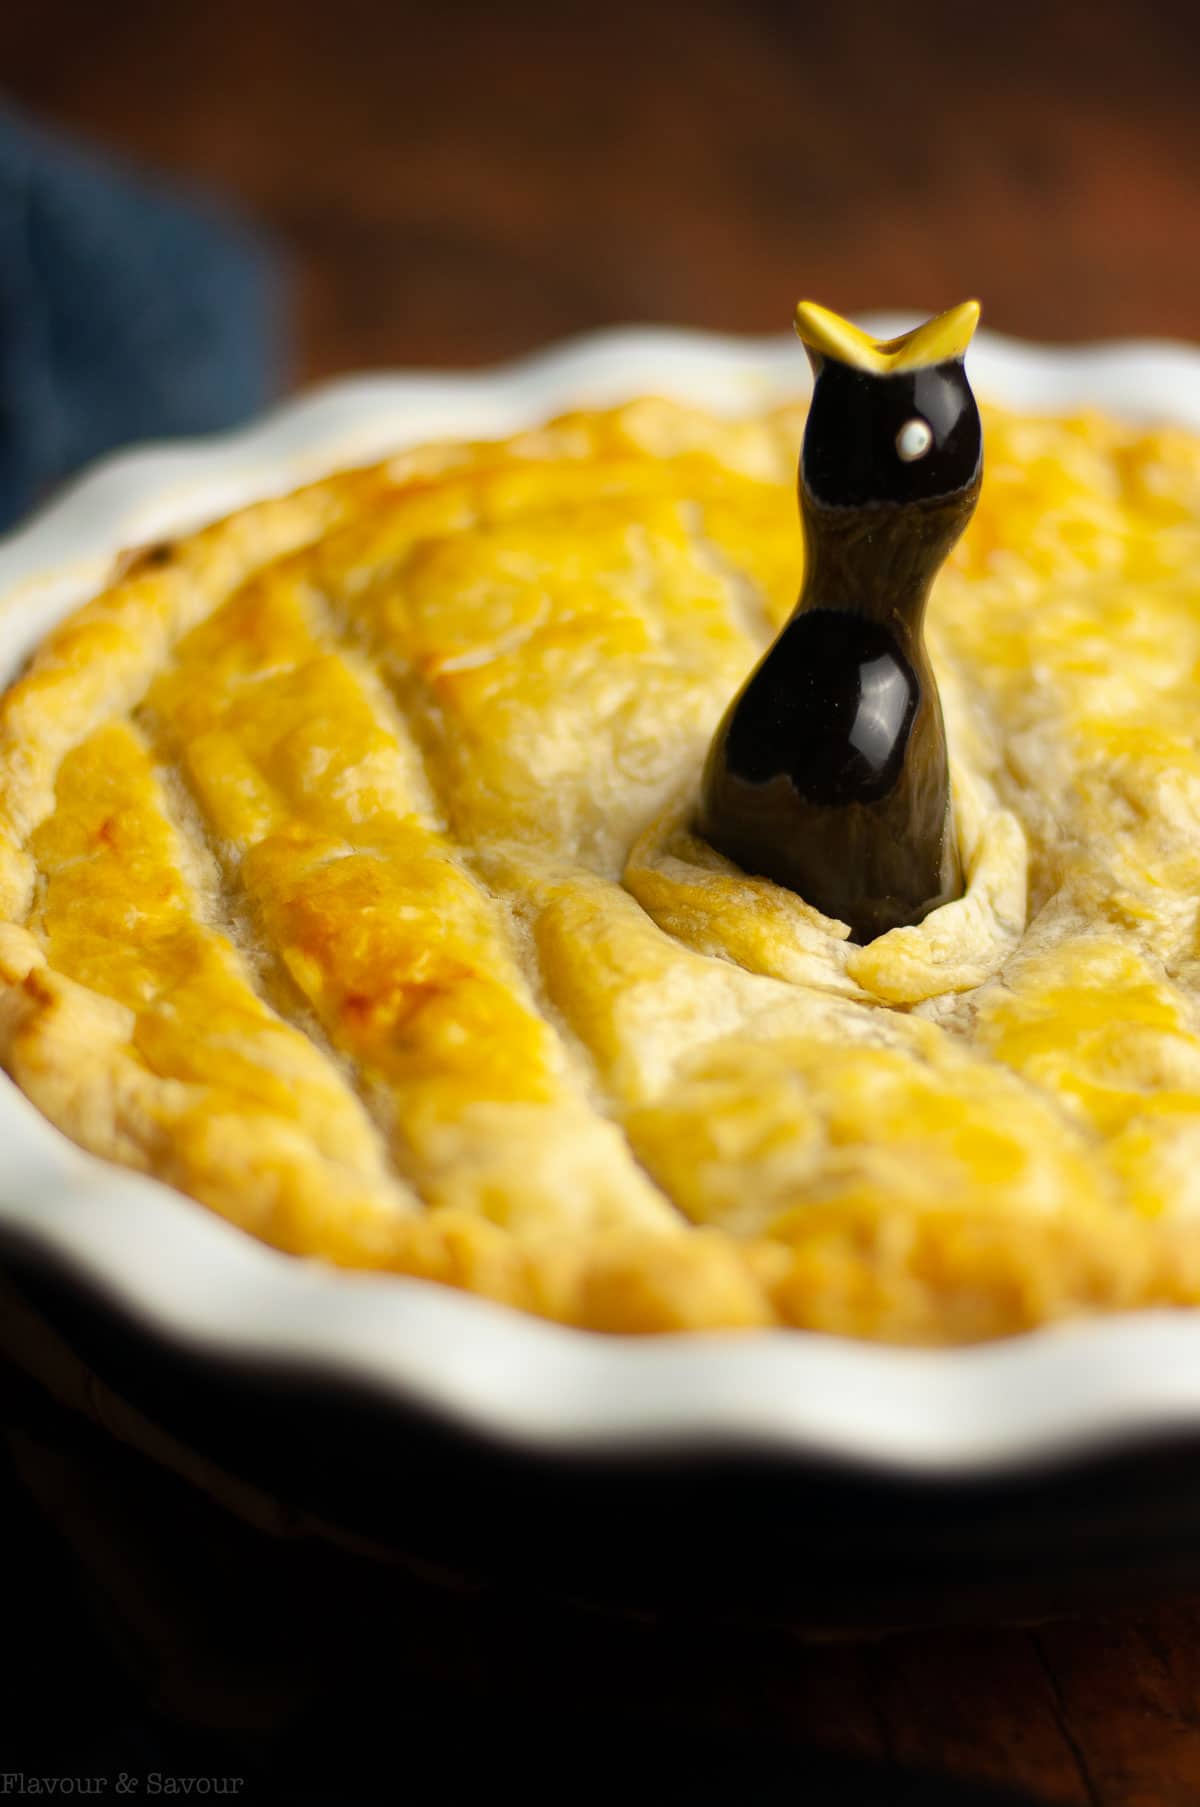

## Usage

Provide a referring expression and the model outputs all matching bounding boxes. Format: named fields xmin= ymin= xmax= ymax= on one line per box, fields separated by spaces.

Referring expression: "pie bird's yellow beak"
xmin=793 ymin=299 xmax=981 ymax=375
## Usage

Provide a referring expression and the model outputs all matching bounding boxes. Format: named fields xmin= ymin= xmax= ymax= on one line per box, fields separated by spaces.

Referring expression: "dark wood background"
xmin=8 ymin=0 xmax=1200 ymax=380
xmin=6 ymin=2 xmax=1200 ymax=1801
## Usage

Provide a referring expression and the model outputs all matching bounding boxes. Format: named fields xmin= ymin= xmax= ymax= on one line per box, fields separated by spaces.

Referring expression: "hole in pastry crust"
xmin=111 ymin=539 xmax=176 ymax=582
xmin=624 ymin=761 xmax=1028 ymax=1009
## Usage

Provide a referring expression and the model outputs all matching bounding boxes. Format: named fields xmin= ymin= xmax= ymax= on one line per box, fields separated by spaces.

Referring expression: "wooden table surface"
xmin=6 ymin=3 xmax=1200 ymax=1801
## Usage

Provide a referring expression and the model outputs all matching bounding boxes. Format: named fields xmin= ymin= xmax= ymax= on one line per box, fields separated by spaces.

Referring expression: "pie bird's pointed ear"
xmin=793 ymin=301 xmax=885 ymax=373
xmin=793 ymin=299 xmax=982 ymax=375
xmin=889 ymin=299 xmax=981 ymax=371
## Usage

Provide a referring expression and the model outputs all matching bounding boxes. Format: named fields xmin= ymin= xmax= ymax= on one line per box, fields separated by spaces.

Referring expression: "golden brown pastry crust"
xmin=6 ymin=398 xmax=1200 ymax=1339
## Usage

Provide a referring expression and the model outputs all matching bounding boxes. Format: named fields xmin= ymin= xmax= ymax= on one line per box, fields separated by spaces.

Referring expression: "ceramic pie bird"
xmin=700 ymin=299 xmax=982 ymax=943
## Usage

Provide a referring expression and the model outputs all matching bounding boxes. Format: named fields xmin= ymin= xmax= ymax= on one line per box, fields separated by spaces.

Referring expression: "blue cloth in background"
xmin=0 ymin=107 xmax=286 ymax=532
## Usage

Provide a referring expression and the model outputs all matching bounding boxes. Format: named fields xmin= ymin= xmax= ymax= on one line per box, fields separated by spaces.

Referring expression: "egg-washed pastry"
xmin=5 ymin=391 xmax=1200 ymax=1342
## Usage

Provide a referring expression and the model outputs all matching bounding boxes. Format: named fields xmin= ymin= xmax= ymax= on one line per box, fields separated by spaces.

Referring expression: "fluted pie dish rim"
xmin=5 ymin=322 xmax=1200 ymax=1476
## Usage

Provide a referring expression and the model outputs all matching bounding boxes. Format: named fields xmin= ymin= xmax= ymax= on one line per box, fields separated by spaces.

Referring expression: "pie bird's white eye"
xmin=895 ymin=417 xmax=933 ymax=462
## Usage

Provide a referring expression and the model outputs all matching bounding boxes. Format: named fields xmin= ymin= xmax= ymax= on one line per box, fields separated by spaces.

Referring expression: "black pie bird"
xmin=699 ymin=299 xmax=983 ymax=945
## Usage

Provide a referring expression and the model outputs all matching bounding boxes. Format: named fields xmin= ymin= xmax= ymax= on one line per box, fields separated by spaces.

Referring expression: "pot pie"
xmin=6 ymin=368 xmax=1200 ymax=1342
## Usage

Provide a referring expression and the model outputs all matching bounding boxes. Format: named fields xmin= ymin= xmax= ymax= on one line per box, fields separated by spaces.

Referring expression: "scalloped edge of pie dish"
xmin=6 ymin=320 xmax=1200 ymax=1479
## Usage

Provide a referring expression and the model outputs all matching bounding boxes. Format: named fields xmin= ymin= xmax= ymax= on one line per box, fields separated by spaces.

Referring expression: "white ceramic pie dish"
xmin=7 ymin=320 xmax=1200 ymax=1483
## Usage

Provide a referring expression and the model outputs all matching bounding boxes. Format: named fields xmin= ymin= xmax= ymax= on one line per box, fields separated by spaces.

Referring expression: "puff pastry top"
xmin=5 ymin=396 xmax=1200 ymax=1340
